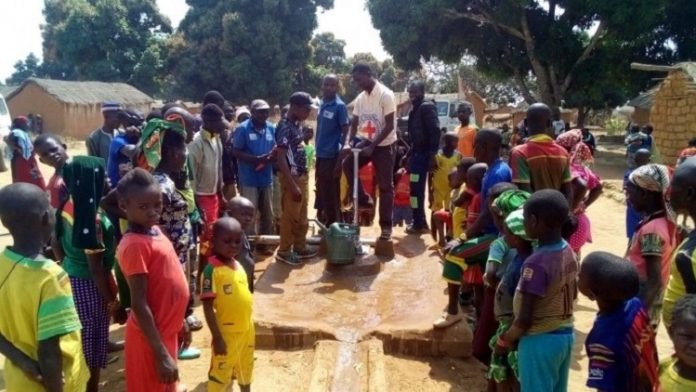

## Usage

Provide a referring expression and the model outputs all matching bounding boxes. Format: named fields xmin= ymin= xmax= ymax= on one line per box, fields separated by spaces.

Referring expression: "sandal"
xmin=186 ymin=315 xmax=203 ymax=332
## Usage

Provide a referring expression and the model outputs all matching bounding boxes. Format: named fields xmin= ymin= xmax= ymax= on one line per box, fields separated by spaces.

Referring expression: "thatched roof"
xmin=0 ymin=85 xmax=18 ymax=97
xmin=6 ymin=78 xmax=153 ymax=106
xmin=628 ymin=88 xmax=657 ymax=110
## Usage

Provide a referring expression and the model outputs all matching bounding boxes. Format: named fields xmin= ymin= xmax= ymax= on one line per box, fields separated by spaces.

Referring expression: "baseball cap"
xmin=250 ymin=99 xmax=270 ymax=111
xmin=289 ymin=92 xmax=317 ymax=109
xmin=235 ymin=106 xmax=251 ymax=119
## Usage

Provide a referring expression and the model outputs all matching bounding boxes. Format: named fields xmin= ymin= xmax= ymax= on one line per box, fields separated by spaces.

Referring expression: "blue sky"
xmin=0 ymin=0 xmax=388 ymax=82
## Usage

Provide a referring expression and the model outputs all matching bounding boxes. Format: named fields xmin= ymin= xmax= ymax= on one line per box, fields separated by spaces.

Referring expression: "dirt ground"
xmin=0 ymin=141 xmax=673 ymax=391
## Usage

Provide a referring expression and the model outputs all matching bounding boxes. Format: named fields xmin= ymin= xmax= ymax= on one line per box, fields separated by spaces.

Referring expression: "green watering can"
xmin=312 ymin=148 xmax=364 ymax=265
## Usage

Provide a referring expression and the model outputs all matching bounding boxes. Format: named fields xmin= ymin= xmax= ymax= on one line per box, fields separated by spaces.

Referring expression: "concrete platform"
xmin=254 ymin=231 xmax=472 ymax=358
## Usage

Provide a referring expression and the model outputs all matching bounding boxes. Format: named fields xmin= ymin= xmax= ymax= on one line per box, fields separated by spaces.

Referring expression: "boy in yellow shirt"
xmin=0 ymin=183 xmax=89 ymax=391
xmin=202 ymin=217 xmax=254 ymax=392
xmin=660 ymin=294 xmax=696 ymax=390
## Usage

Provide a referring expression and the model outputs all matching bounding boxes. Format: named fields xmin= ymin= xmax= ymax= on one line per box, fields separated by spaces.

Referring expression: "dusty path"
xmin=0 ymin=146 xmax=674 ymax=391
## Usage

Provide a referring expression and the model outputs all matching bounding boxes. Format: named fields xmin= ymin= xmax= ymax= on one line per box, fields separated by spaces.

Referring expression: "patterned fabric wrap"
xmin=137 ymin=119 xmax=186 ymax=171
xmin=504 ymin=208 xmax=529 ymax=241
xmin=556 ymin=129 xmax=593 ymax=165
xmin=70 ymin=276 xmax=110 ymax=369
xmin=488 ymin=320 xmax=519 ymax=382
xmin=629 ymin=163 xmax=675 ymax=222
xmin=492 ymin=190 xmax=531 ymax=217
xmin=59 ymin=156 xmax=106 ymax=249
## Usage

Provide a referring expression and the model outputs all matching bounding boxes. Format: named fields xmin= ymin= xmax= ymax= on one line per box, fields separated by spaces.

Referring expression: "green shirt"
xmin=59 ymin=199 xmax=116 ymax=279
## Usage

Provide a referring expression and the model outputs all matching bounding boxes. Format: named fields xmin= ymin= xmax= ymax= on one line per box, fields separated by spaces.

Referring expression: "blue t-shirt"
xmin=585 ymin=297 xmax=659 ymax=392
xmin=481 ymin=159 xmax=512 ymax=234
xmin=107 ymin=134 xmax=133 ymax=187
xmin=232 ymin=119 xmax=276 ymax=188
xmin=316 ymin=97 xmax=349 ymax=159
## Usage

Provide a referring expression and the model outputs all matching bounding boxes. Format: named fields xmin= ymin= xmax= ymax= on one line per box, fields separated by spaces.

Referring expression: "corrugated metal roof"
xmin=6 ymin=78 xmax=153 ymax=105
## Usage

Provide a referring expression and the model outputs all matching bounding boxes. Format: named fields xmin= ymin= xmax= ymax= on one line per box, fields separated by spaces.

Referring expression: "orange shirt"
xmin=117 ymin=226 xmax=189 ymax=338
xmin=456 ymin=124 xmax=477 ymax=158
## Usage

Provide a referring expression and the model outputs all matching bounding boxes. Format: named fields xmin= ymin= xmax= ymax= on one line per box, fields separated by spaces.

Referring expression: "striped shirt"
xmin=510 ymin=134 xmax=572 ymax=192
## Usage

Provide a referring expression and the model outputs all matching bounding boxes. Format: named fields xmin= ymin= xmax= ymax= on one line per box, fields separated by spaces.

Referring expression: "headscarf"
xmin=5 ymin=128 xmax=33 ymax=160
xmin=136 ymin=118 xmax=186 ymax=172
xmin=504 ymin=208 xmax=530 ymax=241
xmin=58 ymin=156 xmax=106 ymax=249
xmin=492 ymin=190 xmax=531 ymax=218
xmin=628 ymin=163 xmax=675 ymax=222
xmin=556 ymin=129 xmax=593 ymax=165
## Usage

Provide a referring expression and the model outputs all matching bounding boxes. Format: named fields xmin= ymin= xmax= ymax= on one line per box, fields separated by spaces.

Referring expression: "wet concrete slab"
xmin=254 ymin=230 xmax=473 ymax=358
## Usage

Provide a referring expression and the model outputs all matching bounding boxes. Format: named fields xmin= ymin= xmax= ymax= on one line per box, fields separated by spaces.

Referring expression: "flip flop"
xmin=186 ymin=315 xmax=203 ymax=332
xmin=178 ymin=347 xmax=201 ymax=360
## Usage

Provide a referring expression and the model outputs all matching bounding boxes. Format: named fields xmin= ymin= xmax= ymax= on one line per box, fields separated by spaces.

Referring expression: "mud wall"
xmin=650 ymin=70 xmax=696 ymax=165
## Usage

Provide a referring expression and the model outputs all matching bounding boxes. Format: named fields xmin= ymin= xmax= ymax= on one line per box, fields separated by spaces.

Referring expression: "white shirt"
xmin=353 ymin=81 xmax=397 ymax=146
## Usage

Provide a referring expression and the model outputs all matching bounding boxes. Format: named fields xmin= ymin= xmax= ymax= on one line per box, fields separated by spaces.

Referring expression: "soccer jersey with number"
xmin=514 ymin=240 xmax=578 ymax=334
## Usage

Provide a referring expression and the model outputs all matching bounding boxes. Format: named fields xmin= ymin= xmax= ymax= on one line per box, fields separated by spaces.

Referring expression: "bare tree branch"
xmin=561 ymin=19 xmax=608 ymax=92
xmin=443 ymin=8 xmax=526 ymax=41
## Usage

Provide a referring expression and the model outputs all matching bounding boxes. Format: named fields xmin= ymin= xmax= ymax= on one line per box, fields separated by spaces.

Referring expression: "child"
xmin=226 ymin=196 xmax=257 ymax=292
xmin=579 ymin=251 xmax=659 ymax=391
xmin=497 ymin=189 xmax=578 ymax=392
xmin=625 ymin=124 xmax=647 ymax=169
xmin=625 ymin=148 xmax=651 ymax=241
xmin=432 ymin=168 xmax=464 ymax=247
xmin=434 ymin=165 xmax=497 ymax=329
xmin=0 ymin=183 xmax=89 ymax=391
xmin=430 ymin=132 xmax=462 ymax=212
xmin=189 ymin=104 xmax=225 ymax=283
xmin=142 ymin=119 xmax=202 ymax=357
xmin=116 ymin=168 xmax=189 ymax=391
xmin=464 ymin=163 xmax=488 ymax=230
xmin=661 ymin=294 xmax=696 ymax=390
xmin=488 ymin=208 xmax=534 ymax=391
xmin=663 ymin=156 xmax=696 ymax=328
xmin=625 ymin=163 xmax=676 ymax=328
xmin=393 ymin=168 xmax=413 ymax=227
xmin=4 ymin=116 xmax=46 ymax=190
xmin=54 ymin=156 xmax=118 ymax=392
xmin=303 ymin=126 xmax=316 ymax=171
xmin=556 ymin=129 xmax=603 ymax=256
xmin=202 ymin=217 xmax=254 ymax=392
xmin=275 ymin=92 xmax=317 ymax=265
xmin=469 ymin=185 xmax=525 ymax=367
xmin=33 ymin=134 xmax=70 ymax=209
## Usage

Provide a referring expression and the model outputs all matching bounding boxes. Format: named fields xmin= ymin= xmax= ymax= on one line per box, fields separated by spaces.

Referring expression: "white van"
xmin=0 ymin=93 xmax=11 ymax=137
xmin=0 ymin=93 xmax=11 ymax=171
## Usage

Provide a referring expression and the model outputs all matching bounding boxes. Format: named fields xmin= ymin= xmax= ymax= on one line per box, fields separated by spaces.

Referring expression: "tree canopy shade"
xmin=40 ymin=0 xmax=172 ymax=96
xmin=169 ymin=0 xmax=334 ymax=104
xmin=366 ymin=0 xmax=696 ymax=110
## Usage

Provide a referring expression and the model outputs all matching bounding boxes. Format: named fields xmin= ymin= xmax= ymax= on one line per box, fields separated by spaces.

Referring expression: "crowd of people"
xmin=1 ymin=60 xmax=696 ymax=392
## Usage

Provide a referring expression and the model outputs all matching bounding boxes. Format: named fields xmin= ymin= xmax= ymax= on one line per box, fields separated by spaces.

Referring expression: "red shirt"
xmin=11 ymin=153 xmax=46 ymax=190
xmin=466 ymin=192 xmax=482 ymax=228
xmin=117 ymin=226 xmax=188 ymax=338
xmin=48 ymin=173 xmax=68 ymax=209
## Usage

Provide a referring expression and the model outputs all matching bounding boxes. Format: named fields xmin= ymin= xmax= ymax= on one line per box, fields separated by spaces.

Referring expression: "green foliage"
xmin=366 ymin=0 xmax=696 ymax=109
xmin=39 ymin=0 xmax=171 ymax=95
xmin=6 ymin=54 xmax=43 ymax=86
xmin=170 ymin=0 xmax=334 ymax=104
xmin=604 ymin=116 xmax=628 ymax=136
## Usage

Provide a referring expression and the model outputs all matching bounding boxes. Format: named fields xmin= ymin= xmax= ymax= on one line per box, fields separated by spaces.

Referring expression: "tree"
xmin=310 ymin=32 xmax=348 ymax=72
xmin=366 ymin=0 xmax=696 ymax=110
xmin=6 ymin=53 xmax=43 ymax=85
xmin=41 ymin=0 xmax=172 ymax=95
xmin=170 ymin=0 xmax=334 ymax=104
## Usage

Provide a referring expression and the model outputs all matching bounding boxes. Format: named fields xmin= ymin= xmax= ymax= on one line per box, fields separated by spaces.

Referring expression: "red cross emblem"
xmin=363 ymin=120 xmax=377 ymax=140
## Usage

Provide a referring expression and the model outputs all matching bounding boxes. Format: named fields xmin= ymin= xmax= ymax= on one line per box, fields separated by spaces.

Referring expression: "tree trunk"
xmin=576 ymin=105 xmax=586 ymax=128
